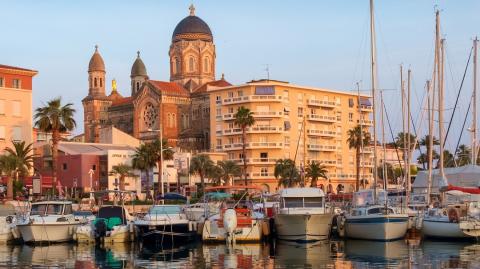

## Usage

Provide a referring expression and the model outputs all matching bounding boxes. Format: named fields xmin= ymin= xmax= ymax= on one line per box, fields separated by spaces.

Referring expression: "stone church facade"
xmin=82 ymin=5 xmax=230 ymax=151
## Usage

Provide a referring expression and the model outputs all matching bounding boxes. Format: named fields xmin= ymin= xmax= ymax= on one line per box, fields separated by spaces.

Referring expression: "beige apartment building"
xmin=0 ymin=65 xmax=38 ymax=154
xmin=209 ymin=79 xmax=373 ymax=193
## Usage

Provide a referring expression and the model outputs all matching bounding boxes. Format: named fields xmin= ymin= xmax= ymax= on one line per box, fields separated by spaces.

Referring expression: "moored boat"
xmin=274 ymin=187 xmax=333 ymax=242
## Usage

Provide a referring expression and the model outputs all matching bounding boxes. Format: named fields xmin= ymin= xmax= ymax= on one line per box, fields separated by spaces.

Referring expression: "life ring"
xmin=448 ymin=208 xmax=459 ymax=223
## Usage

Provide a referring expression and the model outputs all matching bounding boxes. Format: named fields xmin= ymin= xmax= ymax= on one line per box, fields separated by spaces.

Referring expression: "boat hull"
xmin=202 ymin=219 xmax=263 ymax=243
xmin=136 ymin=223 xmax=195 ymax=245
xmin=423 ymin=218 xmax=469 ymax=239
xmin=345 ymin=215 xmax=408 ymax=241
xmin=18 ymin=223 xmax=78 ymax=243
xmin=275 ymin=213 xmax=333 ymax=242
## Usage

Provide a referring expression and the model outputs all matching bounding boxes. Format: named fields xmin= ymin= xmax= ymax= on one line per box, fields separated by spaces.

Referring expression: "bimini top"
xmin=279 ymin=187 xmax=326 ymax=198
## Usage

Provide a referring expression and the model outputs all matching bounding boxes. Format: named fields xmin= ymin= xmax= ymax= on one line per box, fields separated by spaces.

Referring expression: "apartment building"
xmin=0 ymin=65 xmax=38 ymax=153
xmin=209 ymin=79 xmax=373 ymax=193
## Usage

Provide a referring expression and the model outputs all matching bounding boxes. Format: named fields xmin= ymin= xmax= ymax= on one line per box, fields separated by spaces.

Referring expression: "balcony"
xmin=251 ymin=111 xmax=283 ymax=118
xmin=361 ymin=161 xmax=374 ymax=167
xmin=232 ymin=158 xmax=278 ymax=165
xmin=307 ymin=114 xmax=337 ymax=123
xmin=306 ymin=129 xmax=338 ymax=138
xmin=223 ymin=126 xmax=283 ymax=136
xmin=223 ymin=142 xmax=283 ymax=151
xmin=251 ymin=173 xmax=275 ymax=179
xmin=223 ymin=113 xmax=235 ymax=120
xmin=357 ymin=119 xmax=373 ymax=126
xmin=360 ymin=105 xmax=373 ymax=112
xmin=222 ymin=95 xmax=283 ymax=105
xmin=223 ymin=143 xmax=243 ymax=150
xmin=360 ymin=147 xmax=373 ymax=154
xmin=307 ymin=99 xmax=337 ymax=108
xmin=318 ymin=160 xmax=337 ymax=167
xmin=307 ymin=144 xmax=337 ymax=152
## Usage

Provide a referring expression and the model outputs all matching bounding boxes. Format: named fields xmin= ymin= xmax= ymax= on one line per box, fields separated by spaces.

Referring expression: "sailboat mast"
xmin=401 ymin=65 xmax=406 ymax=185
xmin=370 ymin=0 xmax=378 ymax=202
xmin=427 ymin=80 xmax=433 ymax=205
xmin=357 ymin=82 xmax=364 ymax=188
xmin=407 ymin=69 xmax=412 ymax=200
xmin=439 ymin=38 xmax=445 ymax=180
xmin=380 ymin=91 xmax=387 ymax=190
xmin=473 ymin=37 xmax=478 ymax=164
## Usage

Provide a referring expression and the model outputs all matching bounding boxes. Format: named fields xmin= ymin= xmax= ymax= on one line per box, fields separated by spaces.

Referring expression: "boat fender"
xmin=188 ymin=221 xmax=193 ymax=232
xmin=223 ymin=209 xmax=238 ymax=235
xmin=448 ymin=208 xmax=459 ymax=223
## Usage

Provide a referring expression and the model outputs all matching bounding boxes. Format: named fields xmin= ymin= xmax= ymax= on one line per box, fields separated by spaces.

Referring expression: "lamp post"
xmin=88 ymin=169 xmax=94 ymax=199
xmin=147 ymin=128 xmax=173 ymax=200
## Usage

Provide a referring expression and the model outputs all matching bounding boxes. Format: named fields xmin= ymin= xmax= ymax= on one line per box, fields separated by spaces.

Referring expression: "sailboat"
xmin=338 ymin=0 xmax=409 ymax=241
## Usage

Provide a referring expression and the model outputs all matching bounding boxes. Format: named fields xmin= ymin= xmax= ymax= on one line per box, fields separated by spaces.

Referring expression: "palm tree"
xmin=207 ymin=165 xmax=223 ymax=186
xmin=419 ymin=135 xmax=440 ymax=169
xmin=132 ymin=143 xmax=157 ymax=200
xmin=442 ymin=150 xmax=455 ymax=168
xmin=395 ymin=132 xmax=418 ymax=152
xmin=34 ymin=97 xmax=76 ymax=195
xmin=233 ymin=106 xmax=255 ymax=186
xmin=275 ymin=159 xmax=300 ymax=188
xmin=216 ymin=160 xmax=241 ymax=186
xmin=189 ymin=154 xmax=214 ymax=193
xmin=0 ymin=154 xmax=17 ymax=199
xmin=109 ymin=164 xmax=136 ymax=191
xmin=417 ymin=150 xmax=439 ymax=168
xmin=347 ymin=125 xmax=372 ymax=191
xmin=305 ymin=161 xmax=328 ymax=187
xmin=151 ymin=138 xmax=174 ymax=195
xmin=456 ymin=144 xmax=471 ymax=166
xmin=4 ymin=141 xmax=34 ymax=199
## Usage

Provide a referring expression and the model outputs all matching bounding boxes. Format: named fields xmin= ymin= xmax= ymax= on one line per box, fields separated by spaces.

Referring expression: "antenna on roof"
xmin=264 ymin=64 xmax=270 ymax=81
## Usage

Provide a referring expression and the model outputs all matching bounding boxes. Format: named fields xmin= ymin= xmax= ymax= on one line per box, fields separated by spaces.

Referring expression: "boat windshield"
xmin=31 ymin=204 xmax=47 ymax=216
xmin=367 ymin=207 xmax=394 ymax=215
xmin=304 ymin=197 xmax=323 ymax=208
xmin=46 ymin=204 xmax=64 ymax=215
xmin=282 ymin=197 xmax=323 ymax=208
xmin=149 ymin=206 xmax=181 ymax=215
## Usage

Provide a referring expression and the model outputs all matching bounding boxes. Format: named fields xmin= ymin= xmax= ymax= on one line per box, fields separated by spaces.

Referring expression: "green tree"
xmin=275 ymin=159 xmax=300 ymax=188
xmin=395 ymin=132 xmax=418 ymax=152
xmin=151 ymin=138 xmax=174 ymax=194
xmin=34 ymin=97 xmax=76 ymax=195
xmin=132 ymin=143 xmax=157 ymax=200
xmin=0 ymin=154 xmax=17 ymax=199
xmin=347 ymin=125 xmax=372 ymax=191
xmin=441 ymin=150 xmax=455 ymax=168
xmin=233 ymin=106 xmax=255 ymax=186
xmin=189 ymin=154 xmax=214 ymax=192
xmin=419 ymin=135 xmax=440 ymax=169
xmin=456 ymin=144 xmax=471 ymax=166
xmin=376 ymin=162 xmax=398 ymax=184
xmin=4 ymin=141 xmax=34 ymax=199
xmin=109 ymin=164 xmax=136 ymax=191
xmin=216 ymin=160 xmax=241 ymax=186
xmin=305 ymin=161 xmax=328 ymax=187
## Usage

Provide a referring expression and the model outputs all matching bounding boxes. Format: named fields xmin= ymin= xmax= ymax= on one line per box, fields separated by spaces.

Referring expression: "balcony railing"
xmin=307 ymin=114 xmax=337 ymax=123
xmin=360 ymin=105 xmax=373 ymax=112
xmin=357 ymin=119 xmax=373 ymax=126
xmin=307 ymin=144 xmax=337 ymax=151
xmin=306 ymin=129 xmax=338 ymax=137
xmin=232 ymin=158 xmax=277 ymax=164
xmin=222 ymin=126 xmax=283 ymax=135
xmin=251 ymin=111 xmax=283 ymax=117
xmin=223 ymin=95 xmax=283 ymax=105
xmin=223 ymin=142 xmax=283 ymax=151
xmin=319 ymin=160 xmax=337 ymax=166
xmin=307 ymin=99 xmax=337 ymax=108
xmin=251 ymin=173 xmax=275 ymax=179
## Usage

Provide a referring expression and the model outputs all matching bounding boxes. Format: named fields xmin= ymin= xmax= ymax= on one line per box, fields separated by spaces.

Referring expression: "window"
xmin=260 ymin=167 xmax=269 ymax=176
xmin=204 ymin=57 xmax=209 ymax=72
xmin=0 ymin=126 xmax=5 ymax=140
xmin=228 ymin=137 xmax=234 ymax=144
xmin=298 ymin=107 xmax=303 ymax=117
xmin=228 ymin=92 xmax=234 ymax=98
xmin=94 ymin=78 xmax=97 ymax=87
xmin=0 ymin=77 xmax=3 ymax=87
xmin=284 ymin=136 xmax=290 ymax=147
xmin=260 ymin=152 xmax=268 ymax=161
xmin=136 ymin=82 xmax=140 ymax=91
xmin=172 ymin=113 xmax=176 ymax=128
xmin=92 ymin=165 xmax=96 ymax=171
xmin=348 ymin=113 xmax=353 ymax=122
xmin=216 ymin=139 xmax=222 ymax=146
xmin=238 ymin=90 xmax=243 ymax=97
xmin=228 ymin=122 xmax=234 ymax=129
xmin=348 ymin=98 xmax=354 ymax=108
xmin=63 ymin=163 xmax=68 ymax=170
xmin=12 ymin=126 xmax=22 ymax=141
xmin=283 ymin=90 xmax=289 ymax=99
xmin=189 ymin=56 xmax=195 ymax=72
xmin=228 ymin=107 xmax=234 ymax=113
xmin=64 ymin=204 xmax=73 ymax=215
xmin=216 ymin=95 xmax=221 ymax=104
xmin=12 ymin=79 xmax=20 ymax=89
xmin=100 ymin=78 xmax=103 ymax=87
xmin=0 ymin=100 xmax=4 ymax=115
xmin=12 ymin=101 xmax=20 ymax=116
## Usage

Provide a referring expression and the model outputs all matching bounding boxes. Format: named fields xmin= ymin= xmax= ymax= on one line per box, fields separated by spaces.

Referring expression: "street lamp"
xmin=147 ymin=128 xmax=174 ymax=199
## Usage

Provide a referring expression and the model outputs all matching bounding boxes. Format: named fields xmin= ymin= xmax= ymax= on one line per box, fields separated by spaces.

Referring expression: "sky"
xmin=2 ymin=0 xmax=480 ymax=154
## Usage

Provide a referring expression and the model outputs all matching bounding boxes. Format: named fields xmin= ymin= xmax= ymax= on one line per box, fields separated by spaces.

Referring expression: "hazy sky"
xmin=2 ymin=0 xmax=480 ymax=152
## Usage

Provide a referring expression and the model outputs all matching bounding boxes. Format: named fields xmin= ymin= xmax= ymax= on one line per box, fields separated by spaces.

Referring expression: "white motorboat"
xmin=0 ymin=204 xmax=20 ymax=242
xmin=274 ymin=187 xmax=333 ymax=242
xmin=134 ymin=204 xmax=196 ymax=245
xmin=202 ymin=186 xmax=264 ymax=244
xmin=75 ymin=205 xmax=134 ymax=244
xmin=338 ymin=190 xmax=409 ymax=241
xmin=17 ymin=200 xmax=84 ymax=243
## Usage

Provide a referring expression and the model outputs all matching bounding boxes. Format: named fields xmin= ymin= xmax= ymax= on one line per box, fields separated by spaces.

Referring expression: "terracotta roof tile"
xmin=0 ymin=64 xmax=38 ymax=74
xmin=111 ymin=96 xmax=133 ymax=106
xmin=192 ymin=79 xmax=232 ymax=94
xmin=149 ymin=80 xmax=190 ymax=97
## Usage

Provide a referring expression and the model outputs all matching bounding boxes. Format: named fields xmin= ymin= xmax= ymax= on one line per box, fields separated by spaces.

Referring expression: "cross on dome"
xmin=189 ymin=4 xmax=195 ymax=16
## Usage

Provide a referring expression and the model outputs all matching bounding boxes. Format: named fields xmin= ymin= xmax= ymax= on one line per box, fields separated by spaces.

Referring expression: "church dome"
xmin=88 ymin=45 xmax=105 ymax=72
xmin=131 ymin=51 xmax=148 ymax=77
xmin=172 ymin=5 xmax=212 ymax=41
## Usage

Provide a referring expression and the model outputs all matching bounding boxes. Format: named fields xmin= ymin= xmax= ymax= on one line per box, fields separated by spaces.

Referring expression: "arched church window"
xmin=189 ymin=56 xmax=195 ymax=72
xmin=100 ymin=78 xmax=103 ymax=87
xmin=175 ymin=58 xmax=181 ymax=74
xmin=167 ymin=113 xmax=171 ymax=128
xmin=89 ymin=78 xmax=92 ymax=88
xmin=181 ymin=114 xmax=185 ymax=129
xmin=136 ymin=82 xmax=140 ymax=91
xmin=94 ymin=78 xmax=97 ymax=87
xmin=204 ymin=57 xmax=209 ymax=73
xmin=172 ymin=113 xmax=176 ymax=128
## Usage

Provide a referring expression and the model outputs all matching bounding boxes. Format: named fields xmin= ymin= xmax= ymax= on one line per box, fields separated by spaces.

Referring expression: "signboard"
xmin=33 ymin=177 xmax=41 ymax=194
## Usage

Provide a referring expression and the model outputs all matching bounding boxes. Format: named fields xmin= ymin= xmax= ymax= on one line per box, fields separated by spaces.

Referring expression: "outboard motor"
xmin=94 ymin=219 xmax=107 ymax=241
xmin=223 ymin=209 xmax=237 ymax=245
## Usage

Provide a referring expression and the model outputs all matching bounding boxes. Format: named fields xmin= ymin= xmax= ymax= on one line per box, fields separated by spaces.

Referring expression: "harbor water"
xmin=2 ymin=239 xmax=480 ymax=268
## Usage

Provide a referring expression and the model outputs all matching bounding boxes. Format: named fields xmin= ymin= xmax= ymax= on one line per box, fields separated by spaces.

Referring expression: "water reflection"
xmin=0 ymin=239 xmax=478 ymax=268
